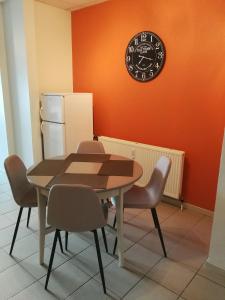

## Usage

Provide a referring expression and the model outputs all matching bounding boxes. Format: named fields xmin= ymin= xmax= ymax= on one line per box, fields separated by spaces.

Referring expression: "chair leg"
xmin=26 ymin=208 xmax=31 ymax=228
xmin=45 ymin=229 xmax=59 ymax=290
xmin=65 ymin=231 xmax=68 ymax=251
xmin=150 ymin=208 xmax=158 ymax=229
xmin=112 ymin=215 xmax=116 ymax=228
xmin=151 ymin=208 xmax=167 ymax=257
xmin=10 ymin=207 xmax=23 ymax=255
xmin=93 ymin=230 xmax=106 ymax=294
xmin=112 ymin=236 xmax=117 ymax=255
xmin=101 ymin=227 xmax=108 ymax=253
xmin=58 ymin=231 xmax=64 ymax=253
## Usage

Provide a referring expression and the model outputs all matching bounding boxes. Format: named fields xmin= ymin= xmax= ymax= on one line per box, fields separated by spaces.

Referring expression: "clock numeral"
xmin=134 ymin=38 xmax=139 ymax=45
xmin=155 ymin=62 xmax=160 ymax=69
xmin=129 ymin=46 xmax=134 ymax=53
xmin=149 ymin=70 xmax=154 ymax=77
xmin=135 ymin=70 xmax=139 ymax=77
xmin=149 ymin=35 xmax=153 ymax=42
xmin=142 ymin=73 xmax=146 ymax=81
xmin=157 ymin=51 xmax=163 ymax=59
xmin=129 ymin=65 xmax=134 ymax=71
xmin=155 ymin=42 xmax=161 ymax=49
xmin=141 ymin=33 xmax=147 ymax=42
xmin=126 ymin=56 xmax=131 ymax=62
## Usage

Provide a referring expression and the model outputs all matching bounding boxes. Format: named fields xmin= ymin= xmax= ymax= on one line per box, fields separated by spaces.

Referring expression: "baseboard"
xmin=162 ymin=195 xmax=213 ymax=217
xmin=183 ymin=202 xmax=213 ymax=217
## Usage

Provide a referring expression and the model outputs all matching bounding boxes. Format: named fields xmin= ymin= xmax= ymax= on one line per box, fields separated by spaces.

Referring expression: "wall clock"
xmin=125 ymin=31 xmax=166 ymax=82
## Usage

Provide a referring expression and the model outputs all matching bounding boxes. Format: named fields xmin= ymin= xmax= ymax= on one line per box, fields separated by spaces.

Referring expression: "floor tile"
xmin=147 ymin=258 xmax=196 ymax=294
xmin=4 ymin=208 xmax=27 ymax=224
xmin=0 ymin=263 xmax=36 ymax=298
xmin=185 ymin=216 xmax=212 ymax=248
xmin=123 ymin=222 xmax=147 ymax=243
xmin=168 ymin=235 xmax=208 ymax=270
xmin=124 ymin=243 xmax=161 ymax=275
xmin=123 ymin=276 xmax=177 ymax=300
xmin=126 ymin=212 xmax=155 ymax=233
xmin=0 ymin=200 xmax=18 ymax=214
xmin=162 ymin=209 xmax=204 ymax=238
xmin=156 ymin=202 xmax=179 ymax=221
xmin=19 ymin=247 xmax=67 ymax=279
xmin=182 ymin=275 xmax=225 ymax=300
xmin=0 ymin=213 xmax=14 ymax=230
xmin=11 ymin=281 xmax=60 ymax=300
xmin=55 ymin=232 xmax=90 ymax=257
xmin=39 ymin=260 xmax=90 ymax=299
xmin=94 ymin=260 xmax=142 ymax=297
xmin=70 ymin=245 xmax=114 ymax=277
xmin=0 ymin=200 xmax=215 ymax=299
xmin=124 ymin=208 xmax=143 ymax=218
xmin=0 ymin=182 xmax=11 ymax=194
xmin=0 ymin=192 xmax=12 ymax=203
xmin=4 ymin=234 xmax=39 ymax=261
xmin=67 ymin=278 xmax=119 ymax=300
xmin=0 ymin=222 xmax=32 ymax=248
xmin=138 ymin=228 xmax=179 ymax=256
xmin=199 ymin=262 xmax=225 ymax=288
xmin=0 ymin=248 xmax=18 ymax=272
xmin=99 ymin=231 xmax=134 ymax=255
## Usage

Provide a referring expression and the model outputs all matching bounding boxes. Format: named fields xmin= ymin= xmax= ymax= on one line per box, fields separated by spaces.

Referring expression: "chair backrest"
xmin=4 ymin=155 xmax=32 ymax=206
xmin=76 ymin=140 xmax=105 ymax=154
xmin=47 ymin=184 xmax=106 ymax=232
xmin=146 ymin=156 xmax=171 ymax=207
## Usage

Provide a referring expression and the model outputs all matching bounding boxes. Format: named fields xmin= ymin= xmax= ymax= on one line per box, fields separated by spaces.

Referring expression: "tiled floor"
xmin=1 ymin=170 xmax=225 ymax=299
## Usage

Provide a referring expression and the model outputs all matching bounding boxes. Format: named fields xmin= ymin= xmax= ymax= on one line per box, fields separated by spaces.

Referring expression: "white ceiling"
xmin=37 ymin=0 xmax=109 ymax=11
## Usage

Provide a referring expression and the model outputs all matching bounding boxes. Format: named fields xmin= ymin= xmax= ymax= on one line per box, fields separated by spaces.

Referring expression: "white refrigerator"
xmin=40 ymin=93 xmax=93 ymax=159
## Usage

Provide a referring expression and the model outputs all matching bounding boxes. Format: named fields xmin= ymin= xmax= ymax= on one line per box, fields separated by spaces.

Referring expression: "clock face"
xmin=125 ymin=31 xmax=166 ymax=82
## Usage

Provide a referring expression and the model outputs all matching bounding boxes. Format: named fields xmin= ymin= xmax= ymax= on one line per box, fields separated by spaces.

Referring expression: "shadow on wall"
xmin=0 ymin=73 xmax=8 ymax=171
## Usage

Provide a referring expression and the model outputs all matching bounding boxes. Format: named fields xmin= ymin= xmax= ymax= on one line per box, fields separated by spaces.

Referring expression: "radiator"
xmin=99 ymin=136 xmax=185 ymax=200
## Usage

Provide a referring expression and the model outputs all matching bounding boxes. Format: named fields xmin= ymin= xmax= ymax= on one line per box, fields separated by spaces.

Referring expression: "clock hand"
xmin=139 ymin=55 xmax=153 ymax=61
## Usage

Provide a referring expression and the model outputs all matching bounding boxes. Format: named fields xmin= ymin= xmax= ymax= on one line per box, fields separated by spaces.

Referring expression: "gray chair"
xmin=4 ymin=155 xmax=37 ymax=255
xmin=4 ymin=155 xmax=64 ymax=255
xmin=76 ymin=140 xmax=105 ymax=154
xmin=45 ymin=184 xmax=107 ymax=294
xmin=113 ymin=156 xmax=171 ymax=257
xmin=65 ymin=140 xmax=108 ymax=252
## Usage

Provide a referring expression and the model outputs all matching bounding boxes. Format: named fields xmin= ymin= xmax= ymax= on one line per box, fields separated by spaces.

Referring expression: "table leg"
xmin=115 ymin=189 xmax=124 ymax=267
xmin=36 ymin=187 xmax=46 ymax=265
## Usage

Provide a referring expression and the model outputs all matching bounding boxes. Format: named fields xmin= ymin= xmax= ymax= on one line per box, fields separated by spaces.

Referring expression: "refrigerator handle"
xmin=40 ymin=106 xmax=44 ymax=120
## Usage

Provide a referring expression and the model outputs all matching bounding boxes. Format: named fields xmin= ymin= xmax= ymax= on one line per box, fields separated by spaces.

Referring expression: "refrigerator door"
xmin=41 ymin=121 xmax=65 ymax=159
xmin=40 ymin=95 xmax=65 ymax=123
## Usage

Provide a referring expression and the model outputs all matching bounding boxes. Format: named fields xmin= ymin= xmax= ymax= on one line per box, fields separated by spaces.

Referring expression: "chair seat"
xmin=21 ymin=187 xmax=38 ymax=207
xmin=123 ymin=185 xmax=155 ymax=209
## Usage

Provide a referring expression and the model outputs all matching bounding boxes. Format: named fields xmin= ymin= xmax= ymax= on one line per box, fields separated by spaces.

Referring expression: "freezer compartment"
xmin=40 ymin=95 xmax=65 ymax=123
xmin=41 ymin=121 xmax=65 ymax=159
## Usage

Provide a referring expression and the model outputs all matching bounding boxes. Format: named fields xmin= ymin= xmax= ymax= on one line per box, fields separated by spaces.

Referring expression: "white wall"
xmin=0 ymin=74 xmax=8 ymax=170
xmin=34 ymin=1 xmax=73 ymax=93
xmin=208 ymin=129 xmax=225 ymax=270
xmin=2 ymin=0 xmax=73 ymax=166
xmin=3 ymin=0 xmax=34 ymax=166
xmin=0 ymin=4 xmax=15 ymax=161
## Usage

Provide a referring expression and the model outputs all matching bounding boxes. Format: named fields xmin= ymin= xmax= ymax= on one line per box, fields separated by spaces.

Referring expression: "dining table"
xmin=27 ymin=152 xmax=143 ymax=267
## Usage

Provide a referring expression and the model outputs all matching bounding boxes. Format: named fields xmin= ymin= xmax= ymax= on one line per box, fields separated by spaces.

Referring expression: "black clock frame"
xmin=125 ymin=31 xmax=166 ymax=82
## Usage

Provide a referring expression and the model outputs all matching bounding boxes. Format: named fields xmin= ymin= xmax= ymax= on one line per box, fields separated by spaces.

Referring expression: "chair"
xmin=113 ymin=156 xmax=171 ymax=257
xmin=76 ymin=140 xmax=105 ymax=154
xmin=64 ymin=140 xmax=108 ymax=252
xmin=45 ymin=184 xmax=107 ymax=293
xmin=4 ymin=155 xmax=64 ymax=256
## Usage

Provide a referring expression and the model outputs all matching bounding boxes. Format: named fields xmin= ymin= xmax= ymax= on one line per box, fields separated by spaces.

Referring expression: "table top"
xmin=27 ymin=153 xmax=143 ymax=193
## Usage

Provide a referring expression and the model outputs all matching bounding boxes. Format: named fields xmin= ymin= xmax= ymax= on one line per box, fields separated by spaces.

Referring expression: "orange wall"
xmin=71 ymin=0 xmax=225 ymax=210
